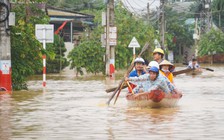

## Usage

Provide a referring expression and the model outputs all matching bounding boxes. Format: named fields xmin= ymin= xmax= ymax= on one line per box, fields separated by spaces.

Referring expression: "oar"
xmin=201 ymin=67 xmax=214 ymax=72
xmin=173 ymin=69 xmax=194 ymax=76
xmin=106 ymin=84 xmax=128 ymax=93
xmin=182 ymin=63 xmax=214 ymax=72
xmin=107 ymin=42 xmax=150 ymax=105
xmin=107 ymin=68 xmax=193 ymax=93
xmin=113 ymin=82 xmax=125 ymax=105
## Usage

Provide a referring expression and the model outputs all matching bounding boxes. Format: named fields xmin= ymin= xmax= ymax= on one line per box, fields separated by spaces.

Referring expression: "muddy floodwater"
xmin=1 ymin=65 xmax=224 ymax=140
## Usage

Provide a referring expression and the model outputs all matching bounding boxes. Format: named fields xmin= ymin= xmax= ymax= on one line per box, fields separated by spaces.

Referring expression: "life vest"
xmin=160 ymin=70 xmax=174 ymax=83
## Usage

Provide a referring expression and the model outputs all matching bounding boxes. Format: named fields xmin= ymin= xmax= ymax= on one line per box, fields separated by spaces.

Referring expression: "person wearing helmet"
xmin=153 ymin=48 xmax=164 ymax=64
xmin=146 ymin=61 xmax=160 ymax=72
xmin=125 ymin=66 xmax=176 ymax=94
xmin=159 ymin=60 xmax=175 ymax=83
xmin=148 ymin=66 xmax=160 ymax=81
xmin=129 ymin=57 xmax=146 ymax=77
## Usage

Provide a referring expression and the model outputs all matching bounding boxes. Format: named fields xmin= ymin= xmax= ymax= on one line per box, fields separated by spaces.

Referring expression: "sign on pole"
xmin=35 ymin=25 xmax=54 ymax=43
xmin=128 ymin=37 xmax=140 ymax=57
xmin=35 ymin=24 xmax=54 ymax=88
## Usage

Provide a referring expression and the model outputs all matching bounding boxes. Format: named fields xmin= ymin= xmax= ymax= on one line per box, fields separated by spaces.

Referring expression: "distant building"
xmin=46 ymin=6 xmax=94 ymax=44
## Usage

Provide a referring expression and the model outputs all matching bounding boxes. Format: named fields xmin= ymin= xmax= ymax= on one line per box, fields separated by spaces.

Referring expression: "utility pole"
xmin=0 ymin=0 xmax=12 ymax=92
xmin=159 ymin=0 xmax=165 ymax=51
xmin=105 ymin=1 xmax=110 ymax=76
xmin=200 ymin=0 xmax=212 ymax=34
xmin=105 ymin=0 xmax=116 ymax=77
xmin=147 ymin=3 xmax=150 ymax=24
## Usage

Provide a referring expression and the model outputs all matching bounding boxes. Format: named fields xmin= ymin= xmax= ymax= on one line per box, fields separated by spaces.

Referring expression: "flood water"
xmin=1 ymin=65 xmax=224 ymax=140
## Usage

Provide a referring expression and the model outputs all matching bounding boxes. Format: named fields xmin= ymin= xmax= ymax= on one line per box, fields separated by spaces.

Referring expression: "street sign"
xmin=35 ymin=24 xmax=54 ymax=43
xmin=128 ymin=37 xmax=140 ymax=56
xmin=109 ymin=26 xmax=117 ymax=46
xmin=0 ymin=60 xmax=11 ymax=74
xmin=102 ymin=12 xmax=106 ymax=26
xmin=35 ymin=24 xmax=54 ymax=87
xmin=128 ymin=37 xmax=140 ymax=48
xmin=104 ymin=26 xmax=117 ymax=46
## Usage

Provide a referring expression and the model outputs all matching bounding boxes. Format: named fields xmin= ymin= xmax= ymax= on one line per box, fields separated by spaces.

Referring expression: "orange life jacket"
xmin=160 ymin=70 xmax=174 ymax=83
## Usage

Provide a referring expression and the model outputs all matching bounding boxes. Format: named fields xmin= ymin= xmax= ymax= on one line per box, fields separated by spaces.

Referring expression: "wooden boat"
xmin=126 ymin=89 xmax=182 ymax=108
xmin=186 ymin=69 xmax=203 ymax=75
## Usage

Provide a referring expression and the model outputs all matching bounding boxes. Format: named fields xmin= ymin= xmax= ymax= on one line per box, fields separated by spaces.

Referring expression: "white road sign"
xmin=128 ymin=37 xmax=140 ymax=48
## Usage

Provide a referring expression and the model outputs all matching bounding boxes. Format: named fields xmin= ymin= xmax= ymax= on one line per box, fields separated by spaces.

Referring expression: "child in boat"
xmin=159 ymin=60 xmax=175 ymax=83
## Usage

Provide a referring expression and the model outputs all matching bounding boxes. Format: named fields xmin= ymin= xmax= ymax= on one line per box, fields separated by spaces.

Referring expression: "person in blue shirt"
xmin=129 ymin=57 xmax=146 ymax=77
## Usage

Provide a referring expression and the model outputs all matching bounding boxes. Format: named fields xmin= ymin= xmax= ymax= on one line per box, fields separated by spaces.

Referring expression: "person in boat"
xmin=187 ymin=58 xmax=200 ymax=69
xmin=159 ymin=60 xmax=175 ymax=83
xmin=147 ymin=61 xmax=160 ymax=70
xmin=129 ymin=57 xmax=146 ymax=77
xmin=147 ymin=60 xmax=176 ymax=89
xmin=126 ymin=66 xmax=177 ymax=94
xmin=153 ymin=48 xmax=164 ymax=64
xmin=187 ymin=58 xmax=202 ymax=72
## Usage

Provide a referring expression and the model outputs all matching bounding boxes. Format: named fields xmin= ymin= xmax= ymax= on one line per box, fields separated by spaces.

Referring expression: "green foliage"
xmin=45 ymin=35 xmax=69 ymax=73
xmin=47 ymin=0 xmax=105 ymax=11
xmin=212 ymin=0 xmax=224 ymax=28
xmin=11 ymin=2 xmax=65 ymax=90
xmin=198 ymin=28 xmax=224 ymax=56
xmin=68 ymin=4 xmax=156 ymax=75
xmin=164 ymin=6 xmax=194 ymax=60
xmin=114 ymin=4 xmax=156 ymax=68
xmin=68 ymin=40 xmax=105 ymax=75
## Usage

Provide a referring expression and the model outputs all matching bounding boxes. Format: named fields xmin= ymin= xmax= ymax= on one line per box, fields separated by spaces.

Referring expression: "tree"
xmin=163 ymin=6 xmax=194 ymax=62
xmin=47 ymin=0 xmax=105 ymax=11
xmin=68 ymin=4 xmax=156 ymax=75
xmin=11 ymin=2 xmax=50 ymax=90
xmin=198 ymin=28 xmax=224 ymax=56
xmin=45 ymin=35 xmax=69 ymax=73
xmin=212 ymin=0 xmax=224 ymax=29
xmin=11 ymin=1 xmax=67 ymax=90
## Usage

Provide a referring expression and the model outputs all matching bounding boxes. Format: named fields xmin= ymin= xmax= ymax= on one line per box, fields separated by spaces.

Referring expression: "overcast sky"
xmin=121 ymin=0 xmax=160 ymax=15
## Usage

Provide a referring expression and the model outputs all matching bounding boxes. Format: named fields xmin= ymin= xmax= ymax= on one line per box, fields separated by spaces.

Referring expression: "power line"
xmin=122 ymin=0 xmax=143 ymax=16
xmin=131 ymin=0 xmax=147 ymax=9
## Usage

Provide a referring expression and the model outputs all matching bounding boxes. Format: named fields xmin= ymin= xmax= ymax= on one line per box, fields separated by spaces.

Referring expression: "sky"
xmin=121 ymin=0 xmax=160 ymax=15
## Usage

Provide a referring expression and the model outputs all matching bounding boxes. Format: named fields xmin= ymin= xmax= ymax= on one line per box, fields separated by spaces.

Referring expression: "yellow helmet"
xmin=153 ymin=48 xmax=164 ymax=55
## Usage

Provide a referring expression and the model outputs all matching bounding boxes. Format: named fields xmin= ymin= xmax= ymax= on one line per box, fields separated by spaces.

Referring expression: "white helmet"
xmin=134 ymin=57 xmax=145 ymax=64
xmin=147 ymin=61 xmax=159 ymax=69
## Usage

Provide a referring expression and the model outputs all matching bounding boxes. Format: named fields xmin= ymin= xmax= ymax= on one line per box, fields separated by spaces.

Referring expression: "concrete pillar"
xmin=0 ymin=0 xmax=12 ymax=92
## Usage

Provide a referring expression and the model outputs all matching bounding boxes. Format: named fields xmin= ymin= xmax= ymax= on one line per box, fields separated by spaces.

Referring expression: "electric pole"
xmin=0 ymin=0 xmax=12 ymax=92
xmin=159 ymin=0 xmax=165 ymax=51
xmin=147 ymin=3 xmax=150 ymax=24
xmin=200 ymin=0 xmax=212 ymax=34
xmin=105 ymin=0 xmax=116 ymax=77
xmin=105 ymin=1 xmax=110 ymax=76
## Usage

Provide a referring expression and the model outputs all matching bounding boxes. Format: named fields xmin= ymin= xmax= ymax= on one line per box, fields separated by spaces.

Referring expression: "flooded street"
xmin=1 ymin=65 xmax=224 ymax=140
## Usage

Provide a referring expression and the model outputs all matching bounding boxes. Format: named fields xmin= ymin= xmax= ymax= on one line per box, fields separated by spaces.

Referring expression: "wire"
xmin=131 ymin=0 xmax=147 ymax=9
xmin=122 ymin=0 xmax=142 ymax=16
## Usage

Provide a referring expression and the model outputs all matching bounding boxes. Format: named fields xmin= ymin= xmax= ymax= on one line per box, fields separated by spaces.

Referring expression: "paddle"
xmin=106 ymin=68 xmax=194 ymax=93
xmin=107 ymin=42 xmax=150 ymax=105
xmin=201 ymin=67 xmax=214 ymax=72
xmin=173 ymin=69 xmax=194 ymax=76
xmin=106 ymin=84 xmax=128 ymax=93
xmin=182 ymin=63 xmax=214 ymax=72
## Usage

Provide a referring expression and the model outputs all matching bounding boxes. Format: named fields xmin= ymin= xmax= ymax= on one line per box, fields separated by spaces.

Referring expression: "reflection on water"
xmin=0 ymin=65 xmax=224 ymax=139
